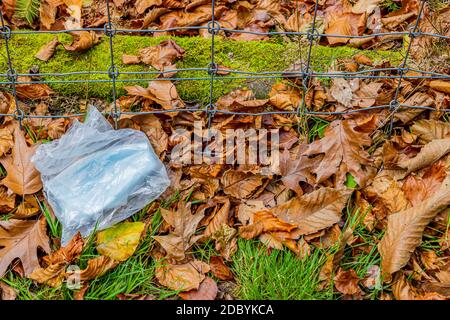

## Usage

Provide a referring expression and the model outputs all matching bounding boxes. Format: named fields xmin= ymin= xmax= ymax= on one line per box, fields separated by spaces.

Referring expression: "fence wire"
xmin=0 ymin=0 xmax=448 ymax=136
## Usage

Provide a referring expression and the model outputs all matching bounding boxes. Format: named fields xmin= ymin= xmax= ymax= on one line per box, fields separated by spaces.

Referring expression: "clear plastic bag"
xmin=32 ymin=106 xmax=170 ymax=245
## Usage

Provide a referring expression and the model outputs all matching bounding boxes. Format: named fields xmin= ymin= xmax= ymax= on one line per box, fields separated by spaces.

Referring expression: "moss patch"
xmin=0 ymin=34 xmax=402 ymax=103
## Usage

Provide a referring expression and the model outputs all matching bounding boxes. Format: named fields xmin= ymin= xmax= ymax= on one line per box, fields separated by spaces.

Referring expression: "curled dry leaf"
xmin=239 ymin=210 xmax=297 ymax=240
xmin=155 ymin=260 xmax=210 ymax=291
xmin=429 ymin=80 xmax=450 ymax=94
xmin=379 ymin=176 xmax=450 ymax=276
xmin=35 ymin=36 xmax=60 ymax=62
xmin=210 ymin=256 xmax=234 ymax=281
xmin=16 ymin=77 xmax=53 ymax=100
xmin=396 ymin=138 xmax=450 ymax=178
xmin=75 ymin=256 xmax=119 ymax=281
xmin=122 ymin=39 xmax=185 ymax=77
xmin=0 ymin=217 xmax=50 ymax=277
xmin=96 ymin=221 xmax=145 ymax=262
xmin=333 ymin=268 xmax=361 ymax=295
xmin=63 ymin=31 xmax=101 ymax=52
xmin=0 ymin=124 xmax=42 ymax=195
xmin=179 ymin=277 xmax=218 ymax=300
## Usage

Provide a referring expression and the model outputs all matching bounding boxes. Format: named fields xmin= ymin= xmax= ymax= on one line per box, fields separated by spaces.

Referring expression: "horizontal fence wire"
xmin=0 ymin=0 xmax=448 ymax=133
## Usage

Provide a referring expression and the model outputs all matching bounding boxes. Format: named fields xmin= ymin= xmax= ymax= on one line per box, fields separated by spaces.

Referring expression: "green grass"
xmin=0 ymin=34 xmax=402 ymax=106
xmin=232 ymin=239 xmax=334 ymax=300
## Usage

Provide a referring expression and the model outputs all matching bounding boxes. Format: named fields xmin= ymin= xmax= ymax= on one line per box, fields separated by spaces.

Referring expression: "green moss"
xmin=0 ymin=34 xmax=402 ymax=103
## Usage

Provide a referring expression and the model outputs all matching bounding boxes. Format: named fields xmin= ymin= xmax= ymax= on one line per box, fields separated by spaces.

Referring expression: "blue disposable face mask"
xmin=32 ymin=106 xmax=170 ymax=245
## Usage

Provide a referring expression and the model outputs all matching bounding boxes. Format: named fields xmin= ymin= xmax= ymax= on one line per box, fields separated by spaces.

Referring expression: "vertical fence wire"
xmin=105 ymin=0 xmax=119 ymax=129
xmin=387 ymin=0 xmax=427 ymax=137
xmin=0 ymin=13 xmax=23 ymax=127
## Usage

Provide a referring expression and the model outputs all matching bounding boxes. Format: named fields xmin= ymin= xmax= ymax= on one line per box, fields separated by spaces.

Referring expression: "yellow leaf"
xmin=96 ymin=222 xmax=145 ymax=262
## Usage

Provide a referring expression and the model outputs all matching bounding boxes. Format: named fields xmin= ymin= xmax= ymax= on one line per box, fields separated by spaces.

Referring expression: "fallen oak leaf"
xmin=379 ymin=176 xmax=450 ymax=276
xmin=29 ymin=233 xmax=84 ymax=287
xmin=96 ymin=222 xmax=145 ymax=262
xmin=0 ymin=124 xmax=42 ymax=195
xmin=304 ymin=117 xmax=377 ymax=187
xmin=0 ymin=216 xmax=50 ymax=277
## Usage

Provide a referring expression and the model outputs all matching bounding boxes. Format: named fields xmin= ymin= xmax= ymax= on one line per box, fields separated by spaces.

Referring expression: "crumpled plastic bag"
xmin=32 ymin=106 xmax=170 ymax=245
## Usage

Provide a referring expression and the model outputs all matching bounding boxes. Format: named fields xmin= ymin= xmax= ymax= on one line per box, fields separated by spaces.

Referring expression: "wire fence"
xmin=0 ymin=0 xmax=449 ymax=137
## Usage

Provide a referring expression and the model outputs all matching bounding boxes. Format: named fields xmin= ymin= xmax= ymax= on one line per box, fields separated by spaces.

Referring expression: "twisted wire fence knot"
xmin=208 ymin=62 xmax=218 ymax=75
xmin=103 ymin=22 xmax=117 ymax=37
xmin=107 ymin=65 xmax=119 ymax=79
xmin=0 ymin=25 xmax=11 ymax=40
xmin=389 ymin=100 xmax=400 ymax=112
xmin=306 ymin=28 xmax=320 ymax=42
xmin=13 ymin=108 xmax=25 ymax=122
xmin=207 ymin=21 xmax=220 ymax=35
xmin=6 ymin=67 xmax=17 ymax=82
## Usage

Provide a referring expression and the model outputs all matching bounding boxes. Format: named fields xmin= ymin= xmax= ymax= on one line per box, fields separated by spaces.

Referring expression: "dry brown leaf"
xmin=209 ymin=256 xmax=234 ymax=280
xmin=131 ymin=114 xmax=168 ymax=157
xmin=278 ymin=148 xmax=314 ymax=196
xmin=204 ymin=198 xmax=230 ymax=237
xmin=136 ymin=0 xmax=162 ymax=14
xmin=397 ymin=138 xmax=450 ymax=178
xmin=16 ymin=76 xmax=53 ymax=100
xmin=379 ymin=176 xmax=450 ymax=276
xmin=221 ymin=170 xmax=264 ymax=199
xmin=0 ymin=217 xmax=50 ymax=276
xmin=35 ymin=36 xmax=60 ymax=61
xmin=47 ymin=118 xmax=67 ymax=140
xmin=155 ymin=260 xmax=210 ymax=291
xmin=272 ymin=187 xmax=352 ymax=236
xmin=0 ymin=281 xmax=16 ymax=300
xmin=412 ymin=119 xmax=450 ymax=144
xmin=0 ymin=186 xmax=15 ymax=213
xmin=29 ymin=233 xmax=84 ymax=287
xmin=429 ymin=80 xmax=450 ymax=94
xmin=325 ymin=13 xmax=366 ymax=45
xmin=153 ymin=202 xmax=204 ymax=261
xmin=239 ymin=210 xmax=297 ymax=240
xmin=304 ymin=118 xmax=376 ymax=186
xmin=15 ymin=196 xmax=40 ymax=218
xmin=402 ymin=161 xmax=446 ymax=206
xmin=63 ymin=31 xmax=100 ymax=52
xmin=0 ymin=124 xmax=42 ymax=195
xmin=334 ymin=268 xmax=361 ymax=295
xmin=0 ymin=128 xmax=14 ymax=157
xmin=77 ymin=256 xmax=118 ymax=281
xmin=179 ymin=277 xmax=218 ymax=300
xmin=269 ymin=82 xmax=302 ymax=111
